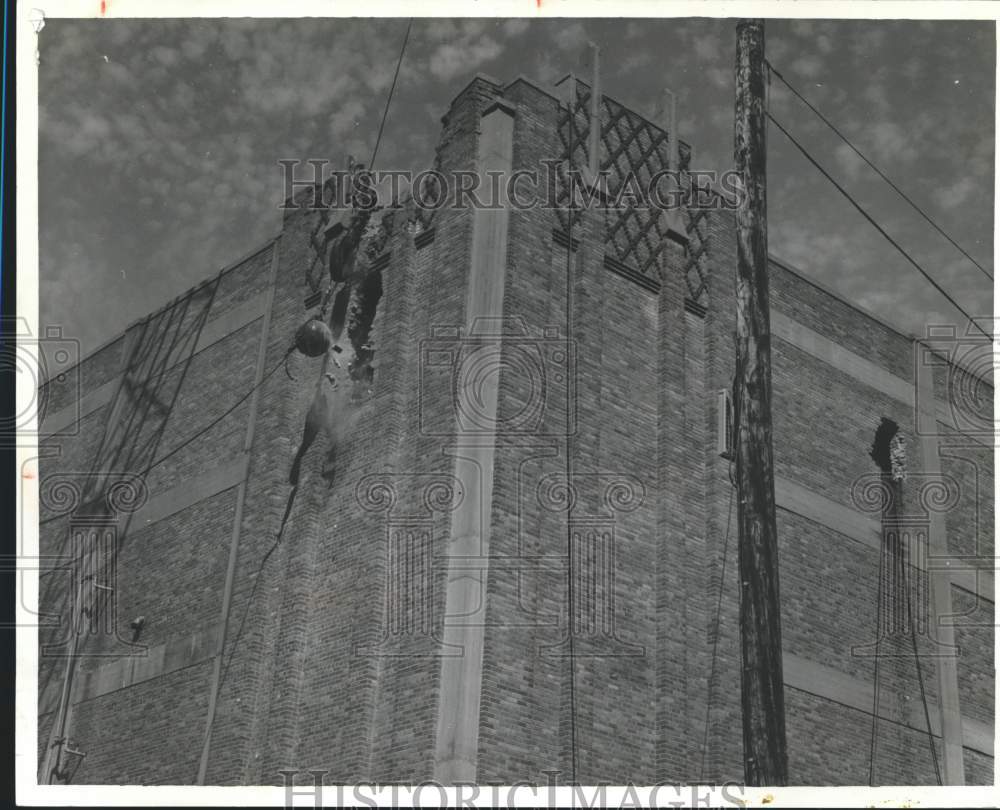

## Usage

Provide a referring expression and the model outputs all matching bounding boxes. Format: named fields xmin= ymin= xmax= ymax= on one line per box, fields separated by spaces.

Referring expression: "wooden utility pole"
xmin=733 ymin=18 xmax=788 ymax=786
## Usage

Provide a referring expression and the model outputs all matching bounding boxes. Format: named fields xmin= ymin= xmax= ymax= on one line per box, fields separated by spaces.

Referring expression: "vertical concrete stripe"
xmin=433 ymin=103 xmax=515 ymax=784
xmin=197 ymin=241 xmax=280 ymax=784
xmin=916 ymin=343 xmax=966 ymax=784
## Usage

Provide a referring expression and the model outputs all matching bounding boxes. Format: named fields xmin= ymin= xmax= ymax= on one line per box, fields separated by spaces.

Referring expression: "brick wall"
xmin=37 ymin=241 xmax=276 ymax=784
xmin=36 ymin=72 xmax=993 ymax=788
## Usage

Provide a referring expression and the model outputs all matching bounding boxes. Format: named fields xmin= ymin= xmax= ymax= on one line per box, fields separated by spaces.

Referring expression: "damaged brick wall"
xmin=36 ymin=70 xmax=993 ymax=788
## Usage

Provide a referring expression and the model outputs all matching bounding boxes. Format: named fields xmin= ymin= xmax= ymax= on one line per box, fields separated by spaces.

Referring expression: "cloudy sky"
xmin=38 ymin=17 xmax=994 ymax=357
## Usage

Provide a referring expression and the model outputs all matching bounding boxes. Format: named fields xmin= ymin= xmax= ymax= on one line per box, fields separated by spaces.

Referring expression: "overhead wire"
xmin=766 ymin=60 xmax=992 ymax=281
xmin=764 ymin=60 xmax=972 ymax=784
xmin=766 ymin=109 xmax=992 ymax=343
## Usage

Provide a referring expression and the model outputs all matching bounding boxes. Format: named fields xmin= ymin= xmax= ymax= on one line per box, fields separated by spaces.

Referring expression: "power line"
xmin=767 ymin=111 xmax=992 ymax=343
xmin=766 ymin=60 xmax=993 ymax=282
xmin=369 ymin=18 xmax=412 ymax=172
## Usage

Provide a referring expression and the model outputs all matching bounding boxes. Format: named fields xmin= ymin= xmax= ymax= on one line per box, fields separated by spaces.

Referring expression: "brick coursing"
xmin=36 ymin=73 xmax=993 ymax=787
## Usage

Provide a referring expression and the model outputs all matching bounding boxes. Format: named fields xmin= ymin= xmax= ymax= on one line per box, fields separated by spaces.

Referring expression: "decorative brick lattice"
xmin=684 ymin=208 xmax=710 ymax=307
xmin=556 ymin=82 xmax=708 ymax=309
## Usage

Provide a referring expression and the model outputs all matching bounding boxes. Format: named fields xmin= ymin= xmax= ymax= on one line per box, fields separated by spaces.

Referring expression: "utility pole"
xmin=733 ymin=18 xmax=788 ymax=786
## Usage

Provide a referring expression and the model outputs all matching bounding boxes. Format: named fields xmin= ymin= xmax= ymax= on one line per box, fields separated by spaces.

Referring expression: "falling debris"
xmin=888 ymin=433 xmax=907 ymax=482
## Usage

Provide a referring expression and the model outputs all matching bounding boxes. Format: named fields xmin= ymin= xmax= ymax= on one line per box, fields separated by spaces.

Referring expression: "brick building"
xmin=36 ymin=73 xmax=994 ymax=786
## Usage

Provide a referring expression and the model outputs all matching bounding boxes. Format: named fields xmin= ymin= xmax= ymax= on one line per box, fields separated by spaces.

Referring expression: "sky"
xmin=37 ymin=17 xmax=995 ymax=358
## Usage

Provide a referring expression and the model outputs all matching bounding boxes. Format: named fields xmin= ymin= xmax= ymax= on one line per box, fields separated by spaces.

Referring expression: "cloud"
xmin=938 ymin=176 xmax=978 ymax=209
xmin=100 ymin=58 xmax=135 ymax=87
xmin=150 ymin=45 xmax=179 ymax=67
xmin=502 ymin=19 xmax=530 ymax=38
xmin=851 ymin=27 xmax=887 ymax=58
xmin=868 ymin=121 xmax=920 ymax=165
xmin=790 ymin=20 xmax=815 ymax=37
xmin=624 ymin=21 xmax=646 ymax=40
xmin=833 ymin=142 xmax=863 ymax=182
xmin=219 ymin=27 xmax=250 ymax=60
xmin=705 ymin=66 xmax=730 ymax=91
xmin=902 ymin=57 xmax=922 ymax=80
xmin=621 ymin=50 xmax=652 ymax=73
xmin=862 ymin=80 xmax=890 ymax=111
xmin=533 ymin=51 xmax=560 ymax=84
xmin=789 ymin=55 xmax=824 ymax=80
xmin=459 ymin=19 xmax=488 ymax=38
xmin=328 ymin=97 xmax=366 ymax=139
xmin=179 ymin=27 xmax=217 ymax=61
xmin=423 ymin=19 xmax=459 ymax=43
xmin=428 ymin=35 xmax=503 ymax=81
xmin=36 ymin=18 xmax=995 ymax=358
xmin=554 ymin=21 xmax=588 ymax=53
xmin=692 ymin=33 xmax=721 ymax=61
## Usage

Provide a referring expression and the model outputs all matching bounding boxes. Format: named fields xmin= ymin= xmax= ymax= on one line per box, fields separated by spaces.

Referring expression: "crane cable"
xmin=199 ymin=18 xmax=414 ymax=779
xmin=369 ymin=18 xmax=412 ymax=173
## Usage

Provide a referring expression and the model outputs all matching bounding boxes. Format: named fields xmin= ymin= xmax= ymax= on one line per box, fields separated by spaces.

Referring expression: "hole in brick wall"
xmin=328 ymin=285 xmax=351 ymax=341
xmin=870 ymin=417 xmax=905 ymax=480
xmin=346 ymin=263 xmax=383 ymax=386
